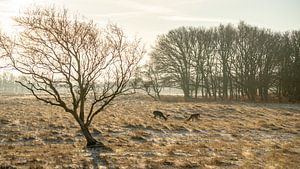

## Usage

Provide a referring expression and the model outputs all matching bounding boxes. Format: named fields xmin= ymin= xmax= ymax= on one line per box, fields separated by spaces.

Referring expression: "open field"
xmin=0 ymin=95 xmax=299 ymax=169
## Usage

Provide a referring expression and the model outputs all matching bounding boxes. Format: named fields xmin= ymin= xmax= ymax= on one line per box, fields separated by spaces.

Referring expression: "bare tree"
xmin=7 ymin=7 xmax=144 ymax=148
xmin=150 ymin=23 xmax=300 ymax=102
xmin=141 ymin=63 xmax=163 ymax=100
xmin=130 ymin=64 xmax=163 ymax=100
xmin=0 ymin=30 xmax=13 ymax=68
xmin=151 ymin=27 xmax=194 ymax=100
xmin=193 ymin=28 xmax=215 ymax=98
xmin=188 ymin=27 xmax=206 ymax=99
xmin=215 ymin=24 xmax=236 ymax=100
xmin=278 ymin=31 xmax=300 ymax=101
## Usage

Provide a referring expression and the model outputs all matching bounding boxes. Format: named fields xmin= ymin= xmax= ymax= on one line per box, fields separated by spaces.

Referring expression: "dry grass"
xmin=0 ymin=94 xmax=299 ymax=168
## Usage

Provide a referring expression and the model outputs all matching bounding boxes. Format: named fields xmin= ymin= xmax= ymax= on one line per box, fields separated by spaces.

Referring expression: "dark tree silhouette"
xmin=150 ymin=22 xmax=300 ymax=102
xmin=215 ymin=24 xmax=236 ymax=99
xmin=151 ymin=27 xmax=195 ymax=100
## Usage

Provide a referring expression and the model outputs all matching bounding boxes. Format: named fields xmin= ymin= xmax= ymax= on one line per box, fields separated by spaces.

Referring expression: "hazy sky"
xmin=0 ymin=0 xmax=299 ymax=46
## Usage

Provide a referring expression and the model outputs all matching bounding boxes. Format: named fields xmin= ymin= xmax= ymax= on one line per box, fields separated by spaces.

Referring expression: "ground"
xmin=0 ymin=95 xmax=299 ymax=169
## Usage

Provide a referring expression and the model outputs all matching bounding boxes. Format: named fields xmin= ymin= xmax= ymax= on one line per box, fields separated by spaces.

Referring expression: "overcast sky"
xmin=0 ymin=0 xmax=299 ymax=46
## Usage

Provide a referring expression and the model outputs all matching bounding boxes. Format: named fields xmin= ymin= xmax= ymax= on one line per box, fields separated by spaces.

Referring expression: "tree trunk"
xmin=229 ymin=78 xmax=233 ymax=99
xmin=222 ymin=64 xmax=228 ymax=100
xmin=79 ymin=123 xmax=112 ymax=150
xmin=193 ymin=84 xmax=198 ymax=99
xmin=182 ymin=79 xmax=190 ymax=101
xmin=80 ymin=124 xmax=97 ymax=146
xmin=183 ymin=89 xmax=190 ymax=101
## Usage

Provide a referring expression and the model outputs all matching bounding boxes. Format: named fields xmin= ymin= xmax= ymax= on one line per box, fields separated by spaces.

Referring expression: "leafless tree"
xmin=130 ymin=64 xmax=163 ymax=100
xmin=141 ymin=64 xmax=163 ymax=100
xmin=215 ymin=24 xmax=236 ymax=100
xmin=150 ymin=22 xmax=300 ymax=102
xmin=0 ymin=30 xmax=13 ymax=68
xmin=278 ymin=31 xmax=300 ymax=101
xmin=192 ymin=28 xmax=215 ymax=99
xmin=7 ymin=7 xmax=144 ymax=148
xmin=151 ymin=27 xmax=194 ymax=100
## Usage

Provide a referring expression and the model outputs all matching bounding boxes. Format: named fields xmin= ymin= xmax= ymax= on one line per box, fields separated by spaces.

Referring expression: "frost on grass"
xmin=0 ymin=95 xmax=299 ymax=168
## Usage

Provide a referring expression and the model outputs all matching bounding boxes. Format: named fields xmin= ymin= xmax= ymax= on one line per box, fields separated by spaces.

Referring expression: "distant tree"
xmin=188 ymin=27 xmax=204 ymax=99
xmin=150 ymin=23 xmax=300 ymax=102
xmin=290 ymin=31 xmax=300 ymax=100
xmin=278 ymin=31 xmax=300 ymax=101
xmin=215 ymin=24 xmax=236 ymax=99
xmin=235 ymin=22 xmax=261 ymax=101
xmin=196 ymin=28 xmax=217 ymax=98
xmin=256 ymin=30 xmax=280 ymax=101
xmin=141 ymin=64 xmax=163 ymax=100
xmin=0 ymin=30 xmax=13 ymax=68
xmin=151 ymin=27 xmax=194 ymax=100
xmin=130 ymin=64 xmax=163 ymax=100
xmin=5 ymin=7 xmax=144 ymax=148
xmin=234 ymin=22 xmax=281 ymax=101
xmin=188 ymin=27 xmax=215 ymax=99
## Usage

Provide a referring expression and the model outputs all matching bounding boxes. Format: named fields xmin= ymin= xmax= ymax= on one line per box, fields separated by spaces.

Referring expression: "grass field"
xmin=0 ymin=95 xmax=299 ymax=168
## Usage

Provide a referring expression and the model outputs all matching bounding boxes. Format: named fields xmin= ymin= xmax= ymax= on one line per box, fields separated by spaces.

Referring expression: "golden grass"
xmin=0 ymin=94 xmax=299 ymax=168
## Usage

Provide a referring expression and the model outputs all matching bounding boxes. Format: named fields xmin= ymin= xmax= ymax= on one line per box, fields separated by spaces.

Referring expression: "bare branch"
xmin=9 ymin=6 xmax=144 ymax=138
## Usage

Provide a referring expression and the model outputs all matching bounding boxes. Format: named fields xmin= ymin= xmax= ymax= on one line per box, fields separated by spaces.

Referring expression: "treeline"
xmin=0 ymin=72 xmax=28 ymax=94
xmin=141 ymin=22 xmax=300 ymax=102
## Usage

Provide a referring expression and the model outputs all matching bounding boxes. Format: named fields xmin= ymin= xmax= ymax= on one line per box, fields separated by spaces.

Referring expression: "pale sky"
xmin=0 ymin=0 xmax=299 ymax=47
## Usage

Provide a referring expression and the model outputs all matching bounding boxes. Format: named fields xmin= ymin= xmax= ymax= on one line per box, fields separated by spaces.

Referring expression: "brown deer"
xmin=186 ymin=113 xmax=200 ymax=121
xmin=152 ymin=110 xmax=169 ymax=121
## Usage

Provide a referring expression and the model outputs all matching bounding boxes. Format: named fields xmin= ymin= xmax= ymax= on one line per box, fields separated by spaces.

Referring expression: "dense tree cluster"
xmin=150 ymin=22 xmax=300 ymax=101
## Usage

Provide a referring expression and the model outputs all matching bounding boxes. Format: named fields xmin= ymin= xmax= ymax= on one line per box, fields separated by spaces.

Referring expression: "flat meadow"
xmin=0 ymin=95 xmax=299 ymax=168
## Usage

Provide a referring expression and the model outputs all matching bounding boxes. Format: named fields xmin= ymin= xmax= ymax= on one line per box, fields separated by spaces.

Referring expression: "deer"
xmin=186 ymin=113 xmax=200 ymax=121
xmin=152 ymin=110 xmax=170 ymax=121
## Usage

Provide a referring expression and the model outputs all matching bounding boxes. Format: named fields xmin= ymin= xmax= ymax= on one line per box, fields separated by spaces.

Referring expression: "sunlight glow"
xmin=0 ymin=0 xmax=48 ymax=34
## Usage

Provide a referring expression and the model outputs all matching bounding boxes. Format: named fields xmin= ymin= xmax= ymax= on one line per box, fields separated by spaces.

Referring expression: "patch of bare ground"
xmin=0 ymin=95 xmax=299 ymax=168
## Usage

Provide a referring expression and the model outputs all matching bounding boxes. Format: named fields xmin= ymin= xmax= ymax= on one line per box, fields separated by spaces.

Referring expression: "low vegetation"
xmin=0 ymin=95 xmax=299 ymax=168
